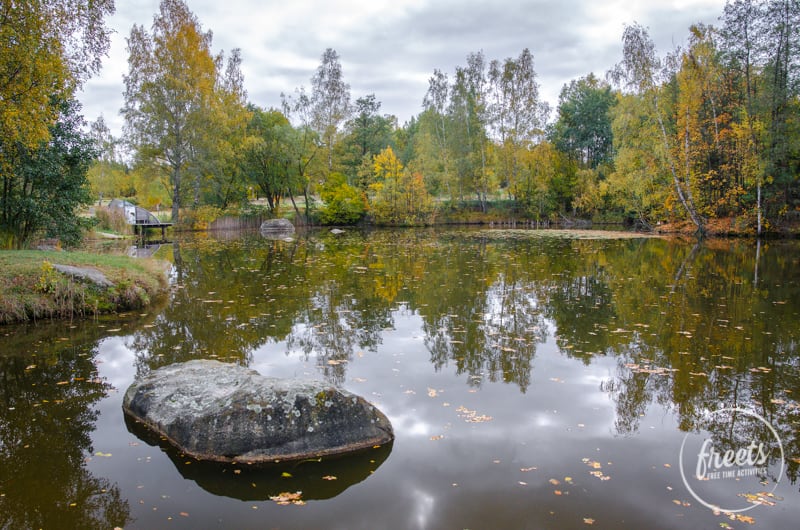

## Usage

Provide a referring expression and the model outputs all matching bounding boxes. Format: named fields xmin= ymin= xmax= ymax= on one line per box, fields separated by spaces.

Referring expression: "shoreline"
xmin=0 ymin=250 xmax=169 ymax=325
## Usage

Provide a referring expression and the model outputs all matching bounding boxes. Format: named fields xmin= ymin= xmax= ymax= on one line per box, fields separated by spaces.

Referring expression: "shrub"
xmin=95 ymin=206 xmax=132 ymax=234
xmin=319 ymin=183 xmax=367 ymax=225
xmin=178 ymin=205 xmax=225 ymax=230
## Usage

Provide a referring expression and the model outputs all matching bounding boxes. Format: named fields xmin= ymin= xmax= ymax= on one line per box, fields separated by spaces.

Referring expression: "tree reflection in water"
xmin=127 ymin=230 xmax=799 ymax=484
xmin=0 ymin=327 xmax=131 ymax=529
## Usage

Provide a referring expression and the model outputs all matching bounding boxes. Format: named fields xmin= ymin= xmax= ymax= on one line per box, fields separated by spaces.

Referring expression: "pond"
xmin=1 ymin=228 xmax=798 ymax=529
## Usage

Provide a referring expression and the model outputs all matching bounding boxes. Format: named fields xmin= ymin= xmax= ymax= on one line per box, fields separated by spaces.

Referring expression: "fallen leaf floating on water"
xmin=583 ymin=518 xmax=595 ymax=525
xmin=738 ymin=491 xmax=781 ymax=507
xmin=520 ymin=466 xmax=537 ymax=472
xmin=270 ymin=491 xmax=305 ymax=506
xmin=456 ymin=405 xmax=493 ymax=423
xmin=427 ymin=388 xmax=438 ymax=398
xmin=430 ymin=435 xmax=444 ymax=441
xmin=581 ymin=458 xmax=602 ymax=469
xmin=321 ymin=476 xmax=337 ymax=481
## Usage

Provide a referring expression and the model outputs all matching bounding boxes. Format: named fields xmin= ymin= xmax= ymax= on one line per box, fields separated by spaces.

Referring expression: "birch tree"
xmin=610 ymin=23 xmax=706 ymax=235
xmin=122 ymin=0 xmax=218 ymax=222
xmin=487 ymin=48 xmax=548 ymax=197
xmin=311 ymin=48 xmax=351 ymax=172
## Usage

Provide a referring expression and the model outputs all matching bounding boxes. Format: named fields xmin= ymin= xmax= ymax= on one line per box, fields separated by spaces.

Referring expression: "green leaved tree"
xmin=122 ymin=0 xmax=220 ymax=223
xmin=2 ymin=98 xmax=97 ymax=247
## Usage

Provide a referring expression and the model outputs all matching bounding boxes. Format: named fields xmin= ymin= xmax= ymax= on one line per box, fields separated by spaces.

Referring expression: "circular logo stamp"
xmin=678 ymin=407 xmax=784 ymax=513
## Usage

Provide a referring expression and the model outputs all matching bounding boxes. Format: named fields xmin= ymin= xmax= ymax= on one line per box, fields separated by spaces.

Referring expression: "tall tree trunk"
xmin=653 ymin=92 xmax=706 ymax=236
xmin=757 ymin=179 xmax=762 ymax=236
xmin=288 ymin=187 xmax=302 ymax=221
xmin=171 ymin=165 xmax=181 ymax=223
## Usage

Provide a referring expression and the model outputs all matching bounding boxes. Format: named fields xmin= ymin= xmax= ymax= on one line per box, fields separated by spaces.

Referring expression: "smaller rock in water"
xmin=123 ymin=360 xmax=394 ymax=463
xmin=259 ymin=218 xmax=295 ymax=233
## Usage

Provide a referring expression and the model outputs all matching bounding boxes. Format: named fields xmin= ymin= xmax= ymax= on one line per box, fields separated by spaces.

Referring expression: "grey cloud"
xmin=77 ymin=0 xmax=728 ymax=135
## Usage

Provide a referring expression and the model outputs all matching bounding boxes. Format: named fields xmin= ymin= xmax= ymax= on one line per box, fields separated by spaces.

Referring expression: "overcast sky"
xmin=77 ymin=0 xmax=729 ymax=137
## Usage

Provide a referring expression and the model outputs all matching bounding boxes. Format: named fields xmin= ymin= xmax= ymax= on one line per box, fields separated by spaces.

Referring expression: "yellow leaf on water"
xmin=583 ymin=518 xmax=595 ymax=525
xmin=281 ymin=472 xmax=292 ymax=478
xmin=322 ymin=475 xmax=337 ymax=481
xmin=269 ymin=491 xmax=304 ymax=505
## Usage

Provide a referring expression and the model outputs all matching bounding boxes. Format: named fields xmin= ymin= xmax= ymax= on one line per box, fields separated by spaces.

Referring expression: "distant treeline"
xmin=2 ymin=1 xmax=798 ymax=248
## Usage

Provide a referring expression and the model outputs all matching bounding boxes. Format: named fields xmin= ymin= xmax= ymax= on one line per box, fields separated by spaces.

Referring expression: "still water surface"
xmin=1 ymin=228 xmax=799 ymax=529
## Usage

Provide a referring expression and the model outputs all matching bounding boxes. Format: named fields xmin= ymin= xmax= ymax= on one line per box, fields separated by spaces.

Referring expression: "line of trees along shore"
xmin=2 ymin=0 xmax=798 ymax=247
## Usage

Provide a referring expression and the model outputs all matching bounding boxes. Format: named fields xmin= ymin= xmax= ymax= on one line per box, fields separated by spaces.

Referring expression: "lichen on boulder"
xmin=122 ymin=360 xmax=394 ymax=463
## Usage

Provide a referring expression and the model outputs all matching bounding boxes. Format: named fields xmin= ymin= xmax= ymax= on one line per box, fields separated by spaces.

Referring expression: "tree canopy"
xmin=12 ymin=0 xmax=800 ymax=240
xmin=0 ymin=0 xmax=114 ymax=247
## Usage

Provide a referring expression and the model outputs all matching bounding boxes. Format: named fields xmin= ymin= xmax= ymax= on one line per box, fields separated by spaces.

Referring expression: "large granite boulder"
xmin=122 ymin=360 xmax=394 ymax=464
xmin=259 ymin=218 xmax=295 ymax=234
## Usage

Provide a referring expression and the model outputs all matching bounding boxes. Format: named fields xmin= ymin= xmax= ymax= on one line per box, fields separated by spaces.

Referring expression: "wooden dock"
xmin=133 ymin=207 xmax=172 ymax=239
xmin=108 ymin=199 xmax=172 ymax=240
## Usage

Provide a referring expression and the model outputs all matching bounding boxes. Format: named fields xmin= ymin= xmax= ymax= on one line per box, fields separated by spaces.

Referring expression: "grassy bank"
xmin=0 ymin=250 xmax=169 ymax=325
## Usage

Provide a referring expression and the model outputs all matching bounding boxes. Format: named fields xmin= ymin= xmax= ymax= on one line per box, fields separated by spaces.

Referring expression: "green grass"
xmin=0 ymin=250 xmax=169 ymax=324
